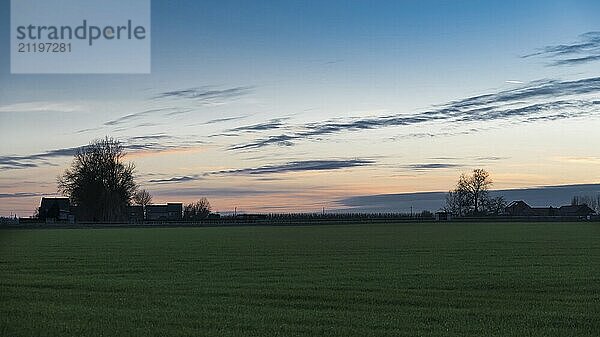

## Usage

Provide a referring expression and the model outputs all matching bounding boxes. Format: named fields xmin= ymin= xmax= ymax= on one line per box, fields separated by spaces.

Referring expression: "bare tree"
xmin=483 ymin=196 xmax=507 ymax=216
xmin=459 ymin=169 xmax=493 ymax=214
xmin=58 ymin=137 xmax=137 ymax=221
xmin=444 ymin=189 xmax=470 ymax=216
xmin=446 ymin=169 xmax=494 ymax=216
xmin=183 ymin=197 xmax=212 ymax=220
xmin=571 ymin=194 xmax=600 ymax=212
xmin=133 ymin=189 xmax=153 ymax=207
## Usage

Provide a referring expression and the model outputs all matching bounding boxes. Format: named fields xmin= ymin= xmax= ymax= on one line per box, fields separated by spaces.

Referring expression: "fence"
xmin=3 ymin=214 xmax=599 ymax=229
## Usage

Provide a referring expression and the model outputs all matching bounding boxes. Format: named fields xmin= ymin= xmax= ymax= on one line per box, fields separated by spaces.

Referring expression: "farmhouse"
xmin=145 ymin=203 xmax=183 ymax=221
xmin=556 ymin=204 xmax=597 ymax=217
xmin=505 ymin=200 xmax=595 ymax=217
xmin=37 ymin=197 xmax=184 ymax=222
xmin=38 ymin=197 xmax=71 ymax=221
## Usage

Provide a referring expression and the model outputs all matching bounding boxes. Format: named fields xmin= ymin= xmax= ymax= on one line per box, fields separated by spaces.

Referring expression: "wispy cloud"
xmin=152 ymin=187 xmax=280 ymax=198
xmin=225 ymin=118 xmax=288 ymax=133
xmin=229 ymin=77 xmax=600 ymax=150
xmin=199 ymin=115 xmax=249 ymax=125
xmin=428 ymin=156 xmax=507 ymax=162
xmin=0 ymin=146 xmax=81 ymax=170
xmin=398 ymin=157 xmax=507 ymax=172
xmin=0 ymin=101 xmax=85 ymax=114
xmin=146 ymin=159 xmax=374 ymax=183
xmin=523 ymin=31 xmax=600 ymax=66
xmin=473 ymin=156 xmax=508 ymax=161
xmin=0 ymin=192 xmax=48 ymax=199
xmin=402 ymin=163 xmax=462 ymax=171
xmin=104 ymin=107 xmax=191 ymax=126
xmin=0 ymin=135 xmax=205 ymax=171
xmin=154 ymin=86 xmax=253 ymax=104
xmin=212 ymin=159 xmax=374 ymax=175
xmin=230 ymin=134 xmax=295 ymax=150
xmin=148 ymin=175 xmax=202 ymax=184
xmin=100 ymin=86 xmax=253 ymax=129
xmin=126 ymin=134 xmax=173 ymax=142
xmin=75 ymin=127 xmax=103 ymax=134
xmin=555 ymin=156 xmax=600 ymax=164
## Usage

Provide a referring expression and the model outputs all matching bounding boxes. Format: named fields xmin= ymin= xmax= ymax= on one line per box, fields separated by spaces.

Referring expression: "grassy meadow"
xmin=1 ymin=222 xmax=599 ymax=336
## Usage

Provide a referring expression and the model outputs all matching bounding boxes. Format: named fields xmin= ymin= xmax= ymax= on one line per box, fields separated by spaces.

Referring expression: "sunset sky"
xmin=1 ymin=0 xmax=600 ymax=216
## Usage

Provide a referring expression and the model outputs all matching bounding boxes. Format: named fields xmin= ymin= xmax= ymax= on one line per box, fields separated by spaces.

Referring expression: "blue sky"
xmin=1 ymin=0 xmax=600 ymax=215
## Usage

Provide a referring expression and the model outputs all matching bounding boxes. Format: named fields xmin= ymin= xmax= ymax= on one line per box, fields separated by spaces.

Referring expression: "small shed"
xmin=435 ymin=211 xmax=452 ymax=221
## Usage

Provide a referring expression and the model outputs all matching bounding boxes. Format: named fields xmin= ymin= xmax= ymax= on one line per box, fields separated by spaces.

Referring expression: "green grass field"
xmin=1 ymin=222 xmax=599 ymax=336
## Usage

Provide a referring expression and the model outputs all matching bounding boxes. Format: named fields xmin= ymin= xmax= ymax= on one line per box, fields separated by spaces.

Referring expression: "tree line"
xmin=571 ymin=195 xmax=600 ymax=213
xmin=56 ymin=137 xmax=211 ymax=222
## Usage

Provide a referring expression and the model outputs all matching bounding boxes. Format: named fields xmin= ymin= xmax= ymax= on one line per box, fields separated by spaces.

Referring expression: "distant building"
xmin=69 ymin=205 xmax=81 ymax=221
xmin=146 ymin=204 xmax=168 ymax=220
xmin=505 ymin=200 xmax=595 ymax=217
xmin=167 ymin=203 xmax=183 ymax=220
xmin=505 ymin=201 xmax=556 ymax=216
xmin=36 ymin=197 xmax=185 ymax=223
xmin=146 ymin=203 xmax=182 ymax=221
xmin=39 ymin=197 xmax=70 ymax=222
xmin=435 ymin=211 xmax=452 ymax=221
xmin=557 ymin=204 xmax=596 ymax=217
xmin=127 ymin=205 xmax=144 ymax=223
xmin=234 ymin=213 xmax=268 ymax=220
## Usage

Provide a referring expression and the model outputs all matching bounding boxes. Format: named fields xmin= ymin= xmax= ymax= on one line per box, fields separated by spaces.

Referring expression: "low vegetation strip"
xmin=1 ymin=222 xmax=599 ymax=337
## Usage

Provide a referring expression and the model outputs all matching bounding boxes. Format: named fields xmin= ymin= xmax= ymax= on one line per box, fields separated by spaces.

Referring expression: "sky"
xmin=1 ymin=0 xmax=600 ymax=216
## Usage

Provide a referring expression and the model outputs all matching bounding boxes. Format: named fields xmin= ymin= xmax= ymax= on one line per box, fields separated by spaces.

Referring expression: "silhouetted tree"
xmin=58 ymin=137 xmax=137 ymax=221
xmin=460 ymin=169 xmax=493 ymax=214
xmin=571 ymin=194 xmax=600 ymax=212
xmin=446 ymin=169 xmax=494 ymax=216
xmin=482 ymin=196 xmax=507 ymax=216
xmin=183 ymin=198 xmax=211 ymax=220
xmin=133 ymin=189 xmax=153 ymax=208
xmin=445 ymin=189 xmax=470 ymax=216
